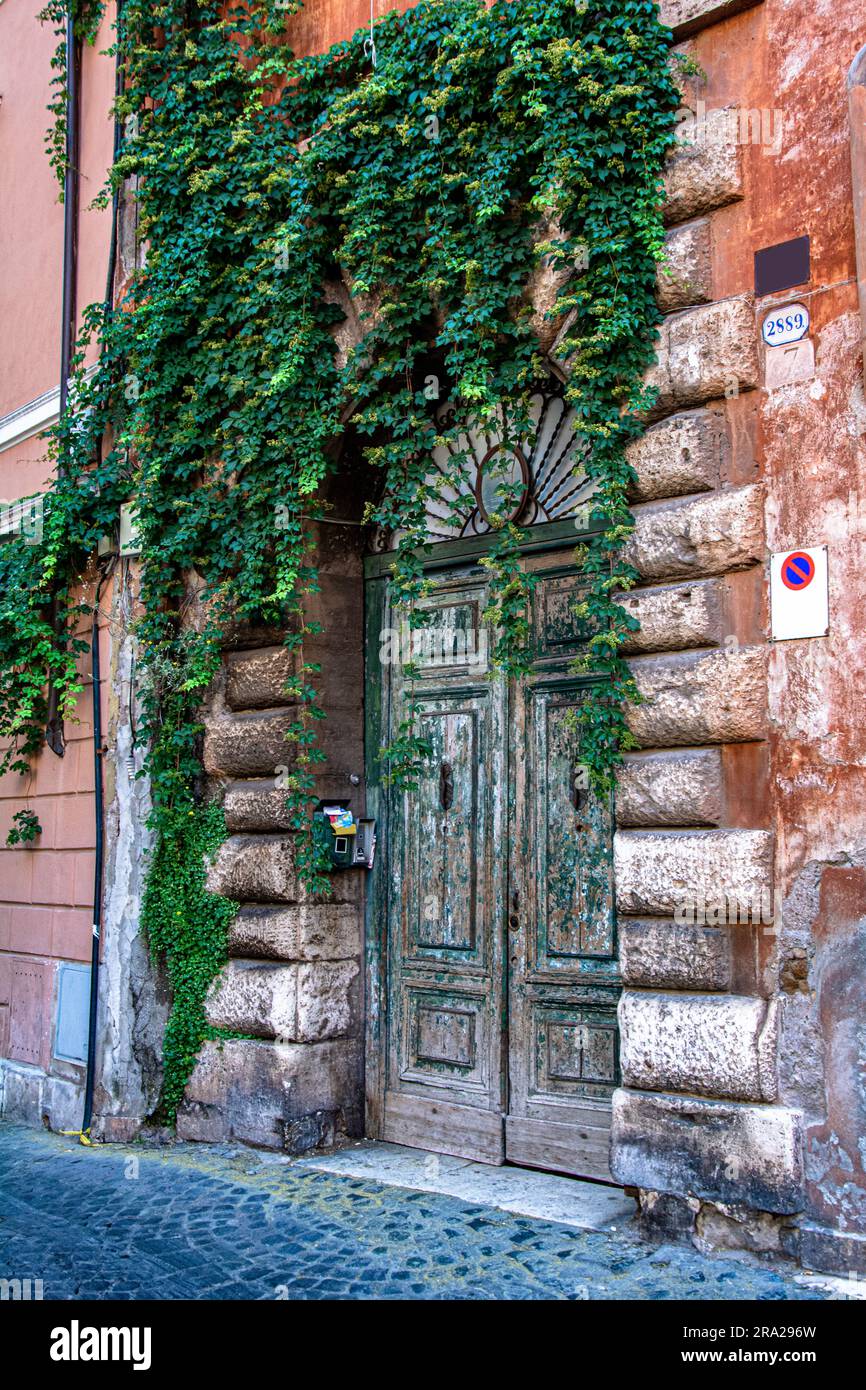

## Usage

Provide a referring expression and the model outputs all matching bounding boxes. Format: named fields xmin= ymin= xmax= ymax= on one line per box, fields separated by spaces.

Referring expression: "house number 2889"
xmin=761 ymin=303 xmax=810 ymax=347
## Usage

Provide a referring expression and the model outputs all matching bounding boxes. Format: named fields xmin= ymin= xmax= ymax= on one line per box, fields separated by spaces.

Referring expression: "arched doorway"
xmin=364 ymin=379 xmax=620 ymax=1180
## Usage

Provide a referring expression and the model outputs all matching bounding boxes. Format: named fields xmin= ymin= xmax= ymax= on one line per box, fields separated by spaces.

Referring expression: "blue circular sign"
xmin=781 ymin=552 xmax=816 ymax=591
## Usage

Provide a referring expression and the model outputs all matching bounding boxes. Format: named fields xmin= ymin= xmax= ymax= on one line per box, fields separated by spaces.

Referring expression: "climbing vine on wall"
xmin=38 ymin=1 xmax=107 ymax=192
xmin=2 ymin=0 xmax=679 ymax=1119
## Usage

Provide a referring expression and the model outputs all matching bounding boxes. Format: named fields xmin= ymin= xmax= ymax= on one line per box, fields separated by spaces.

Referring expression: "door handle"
xmin=440 ymin=761 xmax=454 ymax=812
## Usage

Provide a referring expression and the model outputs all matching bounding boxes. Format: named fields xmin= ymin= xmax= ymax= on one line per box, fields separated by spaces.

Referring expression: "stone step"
xmin=614 ymin=827 xmax=773 ymax=917
xmin=229 ymin=904 xmax=359 ymax=962
xmin=205 ymin=958 xmax=359 ymax=1043
xmin=627 ymin=646 xmax=767 ymax=747
xmin=618 ymin=991 xmax=779 ymax=1104
xmin=610 ymin=1089 xmax=802 ymax=1215
xmin=176 ymin=1037 xmax=361 ymax=1151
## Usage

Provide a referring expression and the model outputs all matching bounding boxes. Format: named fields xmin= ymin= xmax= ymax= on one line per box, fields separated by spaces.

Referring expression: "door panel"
xmin=506 ymin=562 xmax=619 ymax=1181
xmin=382 ymin=575 xmax=507 ymax=1163
xmin=534 ymin=694 xmax=616 ymax=963
xmin=383 ymin=1092 xmax=504 ymax=1167
xmin=411 ymin=706 xmax=481 ymax=957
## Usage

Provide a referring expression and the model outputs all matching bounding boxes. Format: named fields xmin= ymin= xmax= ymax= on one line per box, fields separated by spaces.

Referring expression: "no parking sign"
xmin=770 ymin=545 xmax=829 ymax=640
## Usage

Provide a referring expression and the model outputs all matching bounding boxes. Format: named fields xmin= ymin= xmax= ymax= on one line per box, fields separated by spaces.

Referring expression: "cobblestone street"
xmin=0 ymin=1122 xmax=832 ymax=1302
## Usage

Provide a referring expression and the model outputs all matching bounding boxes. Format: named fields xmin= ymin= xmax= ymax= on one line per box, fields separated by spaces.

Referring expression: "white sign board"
xmin=764 ymin=338 xmax=815 ymax=390
xmin=762 ymin=303 xmax=810 ymax=347
xmin=770 ymin=545 xmax=829 ymax=641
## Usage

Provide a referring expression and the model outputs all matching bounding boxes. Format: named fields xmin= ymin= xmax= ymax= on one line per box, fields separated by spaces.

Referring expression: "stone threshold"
xmin=296 ymin=1139 xmax=636 ymax=1234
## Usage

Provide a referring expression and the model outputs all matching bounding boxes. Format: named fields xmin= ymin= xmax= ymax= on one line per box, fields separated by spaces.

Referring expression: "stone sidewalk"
xmin=0 ymin=1121 xmax=835 ymax=1301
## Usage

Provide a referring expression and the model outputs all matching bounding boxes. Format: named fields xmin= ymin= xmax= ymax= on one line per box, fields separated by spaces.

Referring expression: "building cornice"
xmin=0 ymin=385 xmax=61 ymax=454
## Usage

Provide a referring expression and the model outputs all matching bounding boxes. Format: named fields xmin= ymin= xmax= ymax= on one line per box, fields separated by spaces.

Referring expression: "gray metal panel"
xmin=53 ymin=963 xmax=91 ymax=1064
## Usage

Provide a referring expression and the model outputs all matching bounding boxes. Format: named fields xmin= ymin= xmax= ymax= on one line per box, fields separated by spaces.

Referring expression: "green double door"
xmin=365 ymin=542 xmax=620 ymax=1181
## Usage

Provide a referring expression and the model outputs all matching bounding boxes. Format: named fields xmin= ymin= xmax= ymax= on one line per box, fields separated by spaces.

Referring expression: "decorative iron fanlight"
xmin=411 ymin=378 xmax=595 ymax=545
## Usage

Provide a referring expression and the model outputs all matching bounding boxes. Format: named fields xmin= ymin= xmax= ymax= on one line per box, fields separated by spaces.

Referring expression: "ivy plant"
xmin=5 ymin=0 xmax=679 ymax=1119
xmin=38 ymin=1 xmax=107 ymax=193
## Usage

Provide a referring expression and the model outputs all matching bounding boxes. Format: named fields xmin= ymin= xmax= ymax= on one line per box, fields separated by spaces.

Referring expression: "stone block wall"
xmin=175 ymin=518 xmax=367 ymax=1152
xmin=609 ymin=0 xmax=866 ymax=1276
xmin=607 ymin=0 xmax=813 ymax=1245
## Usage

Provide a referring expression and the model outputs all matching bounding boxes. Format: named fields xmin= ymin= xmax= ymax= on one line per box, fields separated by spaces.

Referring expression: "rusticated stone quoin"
xmin=656 ymin=218 xmax=713 ymax=313
xmin=660 ymin=0 xmax=764 ymax=40
xmin=524 ymin=212 xmax=574 ymax=353
xmin=297 ymin=961 xmax=359 ymax=1042
xmin=627 ymin=647 xmax=768 ymax=747
xmin=225 ymin=646 xmax=295 ymax=711
xmin=611 ymin=1089 xmax=803 ymax=1215
xmin=663 ymin=107 xmax=744 ymax=225
xmin=619 ymin=991 xmax=779 ymax=1102
xmin=626 ymin=408 xmax=725 ymax=503
xmin=616 ymin=748 xmax=724 ymax=828
xmin=614 ymin=827 xmax=774 ymax=916
xmin=229 ymin=904 xmax=358 ymax=962
xmin=647 ymin=297 xmax=760 ymax=415
xmin=206 ymin=958 xmax=358 ymax=1043
xmin=620 ymin=918 xmax=732 ymax=991
xmin=206 ymin=961 xmax=297 ymax=1040
xmin=224 ymin=781 xmax=294 ymax=834
xmin=625 ymin=485 xmax=764 ymax=584
xmin=225 ymin=642 xmax=362 ymax=721
xmin=176 ymin=1037 xmax=361 ymax=1150
xmin=204 ymin=710 xmax=295 ymax=779
xmin=206 ymin=713 xmax=362 ymax=785
xmin=207 ymin=834 xmax=300 ymax=903
xmin=206 ymin=835 xmax=363 ymax=907
xmin=620 ymin=579 xmax=723 ymax=656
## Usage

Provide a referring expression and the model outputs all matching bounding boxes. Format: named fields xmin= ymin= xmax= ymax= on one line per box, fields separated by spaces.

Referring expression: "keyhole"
xmin=440 ymin=761 xmax=454 ymax=813
xmin=572 ymin=767 xmax=588 ymax=831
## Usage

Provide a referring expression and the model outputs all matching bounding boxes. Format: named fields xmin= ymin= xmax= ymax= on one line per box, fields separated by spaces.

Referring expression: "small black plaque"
xmin=755 ymin=235 xmax=811 ymax=298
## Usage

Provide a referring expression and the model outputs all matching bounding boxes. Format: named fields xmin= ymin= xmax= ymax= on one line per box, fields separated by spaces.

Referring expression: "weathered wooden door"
xmin=505 ymin=556 xmax=619 ymax=1180
xmin=374 ymin=572 xmax=509 ymax=1164
xmin=365 ymin=544 xmax=620 ymax=1181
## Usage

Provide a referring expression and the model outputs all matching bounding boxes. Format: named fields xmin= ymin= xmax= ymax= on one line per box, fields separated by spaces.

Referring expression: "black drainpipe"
xmin=45 ymin=8 xmax=83 ymax=760
xmin=80 ymin=0 xmax=125 ymax=1139
xmin=59 ymin=9 xmax=80 ymax=424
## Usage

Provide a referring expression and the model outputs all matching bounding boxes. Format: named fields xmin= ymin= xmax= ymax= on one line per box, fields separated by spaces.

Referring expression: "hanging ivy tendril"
xmin=38 ymin=1 xmax=107 ymax=194
xmin=4 ymin=0 xmax=680 ymax=1119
